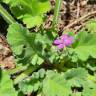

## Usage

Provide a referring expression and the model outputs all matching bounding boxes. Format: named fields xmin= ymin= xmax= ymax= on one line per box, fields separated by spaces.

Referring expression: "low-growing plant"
xmin=0 ymin=0 xmax=96 ymax=96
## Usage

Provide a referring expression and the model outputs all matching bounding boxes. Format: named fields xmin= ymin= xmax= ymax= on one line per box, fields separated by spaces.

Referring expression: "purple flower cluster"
xmin=53 ymin=34 xmax=74 ymax=49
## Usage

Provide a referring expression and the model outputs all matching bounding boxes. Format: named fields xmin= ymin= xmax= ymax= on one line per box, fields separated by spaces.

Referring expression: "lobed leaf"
xmin=0 ymin=70 xmax=17 ymax=96
xmin=3 ymin=0 xmax=51 ymax=28
xmin=7 ymin=23 xmax=45 ymax=65
xmin=71 ymin=32 xmax=96 ymax=61
xmin=43 ymin=71 xmax=71 ymax=96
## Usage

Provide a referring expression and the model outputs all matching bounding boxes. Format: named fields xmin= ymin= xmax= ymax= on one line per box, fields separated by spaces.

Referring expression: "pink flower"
xmin=54 ymin=34 xmax=74 ymax=49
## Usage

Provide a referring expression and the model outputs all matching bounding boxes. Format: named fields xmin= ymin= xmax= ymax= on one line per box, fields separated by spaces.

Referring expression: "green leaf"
xmin=32 ymin=68 xmax=46 ymax=79
xmin=82 ymin=80 xmax=96 ymax=96
xmin=19 ymin=69 xmax=45 ymax=94
xmin=64 ymin=68 xmax=87 ymax=80
xmin=19 ymin=79 xmax=41 ymax=95
xmin=63 ymin=68 xmax=87 ymax=90
xmin=85 ymin=20 xmax=96 ymax=33
xmin=23 ymin=15 xmax=43 ymax=28
xmin=7 ymin=23 xmax=53 ymax=65
xmin=71 ymin=32 xmax=96 ymax=61
xmin=43 ymin=71 xmax=71 ymax=96
xmin=7 ymin=23 xmax=45 ymax=65
xmin=3 ymin=0 xmax=51 ymax=28
xmin=63 ymin=68 xmax=96 ymax=96
xmin=0 ymin=70 xmax=17 ymax=96
xmin=71 ymin=93 xmax=82 ymax=96
xmin=31 ymin=54 xmax=44 ymax=65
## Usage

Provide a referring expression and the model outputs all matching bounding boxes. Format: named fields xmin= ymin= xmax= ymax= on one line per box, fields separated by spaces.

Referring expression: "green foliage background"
xmin=0 ymin=0 xmax=96 ymax=96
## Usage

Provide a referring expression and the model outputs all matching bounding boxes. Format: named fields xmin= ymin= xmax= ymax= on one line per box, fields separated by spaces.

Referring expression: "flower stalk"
xmin=52 ymin=0 xmax=62 ymax=26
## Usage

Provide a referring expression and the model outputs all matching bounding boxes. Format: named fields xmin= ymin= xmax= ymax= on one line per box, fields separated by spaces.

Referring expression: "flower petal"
xmin=65 ymin=36 xmax=74 ymax=46
xmin=57 ymin=44 xmax=65 ymax=49
xmin=53 ymin=39 xmax=61 ymax=45
xmin=61 ymin=34 xmax=68 ymax=41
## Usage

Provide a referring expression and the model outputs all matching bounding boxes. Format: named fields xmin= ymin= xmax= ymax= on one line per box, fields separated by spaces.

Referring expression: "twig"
xmin=64 ymin=11 xmax=96 ymax=30
xmin=76 ymin=0 xmax=80 ymax=19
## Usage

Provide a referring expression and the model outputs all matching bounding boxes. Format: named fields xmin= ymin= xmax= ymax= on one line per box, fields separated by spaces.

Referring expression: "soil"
xmin=0 ymin=0 xmax=96 ymax=69
xmin=46 ymin=0 xmax=96 ymax=33
xmin=0 ymin=35 xmax=15 ymax=69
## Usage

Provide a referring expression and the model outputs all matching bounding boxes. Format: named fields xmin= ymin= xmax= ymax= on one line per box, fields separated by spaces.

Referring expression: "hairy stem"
xmin=0 ymin=4 xmax=15 ymax=24
xmin=52 ymin=0 xmax=62 ymax=26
